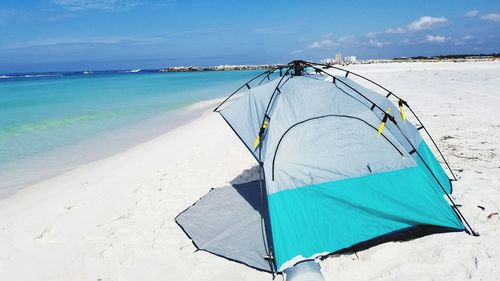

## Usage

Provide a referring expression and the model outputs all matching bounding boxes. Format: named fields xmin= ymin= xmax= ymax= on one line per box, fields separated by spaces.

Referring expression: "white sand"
xmin=1 ymin=61 xmax=499 ymax=281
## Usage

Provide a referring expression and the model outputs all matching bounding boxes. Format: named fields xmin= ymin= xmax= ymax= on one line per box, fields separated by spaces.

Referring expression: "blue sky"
xmin=0 ymin=0 xmax=499 ymax=72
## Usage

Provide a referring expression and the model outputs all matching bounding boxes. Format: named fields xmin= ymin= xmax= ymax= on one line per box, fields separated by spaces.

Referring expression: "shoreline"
xmin=0 ymin=96 xmax=264 ymax=279
xmin=0 ymin=97 xmax=227 ymax=200
xmin=2 ymin=57 xmax=498 ymax=78
xmin=0 ymin=61 xmax=499 ymax=280
xmin=0 ymin=101 xmax=216 ymax=200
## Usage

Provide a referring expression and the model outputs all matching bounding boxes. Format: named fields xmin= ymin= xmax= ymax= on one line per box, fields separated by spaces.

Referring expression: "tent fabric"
xmin=267 ymin=114 xmax=416 ymax=193
xmin=334 ymin=76 xmax=451 ymax=194
xmin=218 ymin=78 xmax=287 ymax=160
xmin=335 ymin=76 xmax=423 ymax=152
xmin=218 ymin=74 xmax=462 ymax=271
xmin=175 ymin=181 xmax=273 ymax=272
xmin=417 ymin=141 xmax=453 ymax=194
xmin=268 ymin=166 xmax=463 ymax=271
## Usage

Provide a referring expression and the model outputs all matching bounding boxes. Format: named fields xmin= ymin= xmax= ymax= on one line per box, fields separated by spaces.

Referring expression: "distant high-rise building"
xmin=320 ymin=58 xmax=336 ymax=64
xmin=335 ymin=53 xmax=342 ymax=63
xmin=344 ymin=56 xmax=357 ymax=63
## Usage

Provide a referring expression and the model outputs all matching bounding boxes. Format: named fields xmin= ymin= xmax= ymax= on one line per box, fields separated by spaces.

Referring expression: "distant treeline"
xmin=393 ymin=53 xmax=499 ymax=60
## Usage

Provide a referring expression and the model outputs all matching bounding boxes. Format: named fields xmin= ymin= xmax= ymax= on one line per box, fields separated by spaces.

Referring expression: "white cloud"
xmin=385 ymin=27 xmax=406 ymax=34
xmin=425 ymin=35 xmax=450 ymax=43
xmin=408 ymin=16 xmax=448 ymax=31
xmin=338 ymin=36 xmax=357 ymax=44
xmin=365 ymin=31 xmax=377 ymax=37
xmin=481 ymin=13 xmax=500 ymax=22
xmin=307 ymin=39 xmax=338 ymax=49
xmin=53 ymin=0 xmax=143 ymax=11
xmin=384 ymin=16 xmax=447 ymax=35
xmin=452 ymin=35 xmax=474 ymax=45
xmin=401 ymin=38 xmax=422 ymax=45
xmin=306 ymin=35 xmax=357 ymax=49
xmin=369 ymin=39 xmax=388 ymax=48
xmin=404 ymin=35 xmax=451 ymax=45
xmin=465 ymin=10 xmax=479 ymax=17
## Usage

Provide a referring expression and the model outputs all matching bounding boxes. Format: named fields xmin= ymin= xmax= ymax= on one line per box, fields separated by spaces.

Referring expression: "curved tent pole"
xmin=403 ymin=106 xmax=458 ymax=181
xmin=215 ymin=65 xmax=291 ymax=274
xmin=257 ymin=66 xmax=290 ymax=155
xmin=214 ymin=61 xmax=476 ymax=275
xmin=257 ymin=67 xmax=280 ymax=86
xmin=270 ymin=114 xmax=405 ymax=181
xmin=390 ymin=118 xmax=479 ymax=236
xmin=302 ymin=62 xmax=477 ymax=236
xmin=305 ymin=60 xmax=457 ymax=181
xmin=262 ymin=69 xmax=291 ymax=120
xmin=257 ymin=72 xmax=271 ymax=86
xmin=304 ymin=63 xmax=396 ymax=121
xmin=303 ymin=60 xmax=458 ymax=181
xmin=213 ymin=66 xmax=284 ymax=112
xmin=213 ymin=70 xmax=271 ymax=112
xmin=255 ymin=67 xmax=292 ymax=275
xmin=259 ymin=144 xmax=276 ymax=275
xmin=304 ymin=60 xmax=394 ymax=93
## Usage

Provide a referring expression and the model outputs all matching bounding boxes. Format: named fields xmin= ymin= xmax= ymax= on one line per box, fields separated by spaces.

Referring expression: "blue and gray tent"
xmin=176 ymin=60 xmax=477 ymax=275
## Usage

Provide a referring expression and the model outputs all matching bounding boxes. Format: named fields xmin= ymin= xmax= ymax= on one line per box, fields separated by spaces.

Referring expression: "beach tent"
xmin=176 ymin=60 xmax=476 ymax=275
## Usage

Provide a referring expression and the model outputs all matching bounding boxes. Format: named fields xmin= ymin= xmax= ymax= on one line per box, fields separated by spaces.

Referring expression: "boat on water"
xmin=82 ymin=70 xmax=94 ymax=75
xmin=128 ymin=69 xmax=141 ymax=73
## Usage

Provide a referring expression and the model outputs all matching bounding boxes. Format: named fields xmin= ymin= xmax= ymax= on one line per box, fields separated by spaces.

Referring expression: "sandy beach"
xmin=1 ymin=61 xmax=499 ymax=280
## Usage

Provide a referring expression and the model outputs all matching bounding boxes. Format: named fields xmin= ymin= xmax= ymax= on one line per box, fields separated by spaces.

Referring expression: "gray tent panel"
xmin=335 ymin=76 xmax=422 ymax=152
xmin=269 ymin=116 xmax=416 ymax=193
xmin=175 ymin=181 xmax=272 ymax=272
xmin=219 ymin=78 xmax=284 ymax=160
xmin=179 ymin=62 xmax=471 ymax=272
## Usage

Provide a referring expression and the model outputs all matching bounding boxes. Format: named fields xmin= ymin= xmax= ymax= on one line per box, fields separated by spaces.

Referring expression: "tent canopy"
xmin=177 ymin=60 xmax=474 ymax=274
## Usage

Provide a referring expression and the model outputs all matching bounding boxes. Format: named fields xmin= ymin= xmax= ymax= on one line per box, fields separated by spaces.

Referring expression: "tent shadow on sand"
xmin=229 ymin=165 xmax=263 ymax=213
xmin=176 ymin=165 xmax=275 ymax=272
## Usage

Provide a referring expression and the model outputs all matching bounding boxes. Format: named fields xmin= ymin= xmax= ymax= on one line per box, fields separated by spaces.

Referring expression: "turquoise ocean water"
xmin=0 ymin=70 xmax=264 ymax=197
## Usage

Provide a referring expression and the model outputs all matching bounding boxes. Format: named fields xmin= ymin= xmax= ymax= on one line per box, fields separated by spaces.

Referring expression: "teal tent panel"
xmin=416 ymin=141 xmax=452 ymax=194
xmin=267 ymin=166 xmax=464 ymax=271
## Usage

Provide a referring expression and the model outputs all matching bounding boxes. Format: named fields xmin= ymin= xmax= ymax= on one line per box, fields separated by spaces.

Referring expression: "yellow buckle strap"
xmin=378 ymin=108 xmax=391 ymax=136
xmin=398 ymin=100 xmax=406 ymax=123
xmin=253 ymin=120 xmax=269 ymax=150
